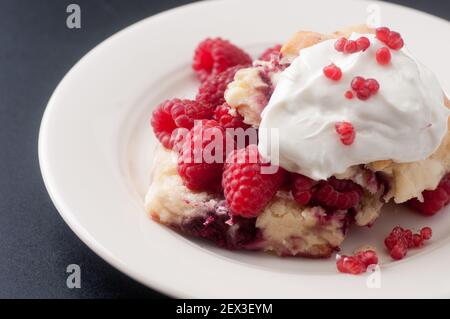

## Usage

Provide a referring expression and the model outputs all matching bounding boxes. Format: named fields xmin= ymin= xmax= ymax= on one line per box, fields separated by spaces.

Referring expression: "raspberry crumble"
xmin=146 ymin=25 xmax=450 ymax=271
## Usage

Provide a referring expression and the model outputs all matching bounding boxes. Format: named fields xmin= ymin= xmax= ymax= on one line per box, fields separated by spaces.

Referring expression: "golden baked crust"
xmin=281 ymin=25 xmax=374 ymax=61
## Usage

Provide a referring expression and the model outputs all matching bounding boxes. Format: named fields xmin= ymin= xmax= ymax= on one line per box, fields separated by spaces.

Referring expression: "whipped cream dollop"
xmin=258 ymin=33 xmax=449 ymax=180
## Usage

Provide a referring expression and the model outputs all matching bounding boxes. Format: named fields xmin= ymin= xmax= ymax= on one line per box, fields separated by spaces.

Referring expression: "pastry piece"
xmin=146 ymin=147 xmax=353 ymax=257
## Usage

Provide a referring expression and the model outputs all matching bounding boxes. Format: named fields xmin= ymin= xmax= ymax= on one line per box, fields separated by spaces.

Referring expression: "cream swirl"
xmin=258 ymin=33 xmax=449 ymax=180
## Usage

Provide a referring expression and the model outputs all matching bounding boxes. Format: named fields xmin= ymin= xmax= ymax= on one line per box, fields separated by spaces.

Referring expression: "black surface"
xmin=0 ymin=0 xmax=448 ymax=299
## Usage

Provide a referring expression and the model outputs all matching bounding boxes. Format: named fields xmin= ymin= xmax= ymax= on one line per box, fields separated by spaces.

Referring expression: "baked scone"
xmin=146 ymin=26 xmax=450 ymax=258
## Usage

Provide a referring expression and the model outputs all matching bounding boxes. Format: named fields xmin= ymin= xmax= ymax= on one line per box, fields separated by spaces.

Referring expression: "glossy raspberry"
xmin=376 ymin=47 xmax=391 ymax=65
xmin=386 ymin=31 xmax=404 ymax=50
xmin=214 ymin=102 xmax=250 ymax=129
xmin=403 ymin=229 xmax=414 ymax=248
xmin=356 ymin=36 xmax=370 ymax=51
xmin=345 ymin=91 xmax=354 ymax=99
xmin=350 ymin=76 xmax=380 ymax=101
xmin=365 ymin=79 xmax=380 ymax=94
xmin=390 ymin=241 xmax=408 ymax=260
xmin=384 ymin=226 xmax=433 ymax=260
xmin=323 ymin=63 xmax=342 ymax=81
xmin=196 ymin=65 xmax=246 ymax=109
xmin=222 ymin=145 xmax=286 ymax=218
xmin=258 ymin=44 xmax=282 ymax=62
xmin=344 ymin=40 xmax=358 ymax=54
xmin=376 ymin=27 xmax=391 ymax=43
xmin=192 ymin=38 xmax=252 ymax=82
xmin=336 ymin=255 xmax=366 ymax=275
xmin=151 ymin=99 xmax=213 ymax=149
xmin=177 ymin=120 xmax=231 ymax=192
xmin=412 ymin=234 xmax=423 ymax=247
xmin=334 ymin=37 xmax=348 ymax=52
xmin=314 ymin=177 xmax=362 ymax=210
xmin=355 ymin=250 xmax=379 ymax=267
xmin=420 ymin=227 xmax=432 ymax=240
xmin=375 ymin=27 xmax=404 ymax=50
xmin=384 ymin=226 xmax=405 ymax=250
xmin=335 ymin=121 xmax=356 ymax=146
xmin=356 ymin=88 xmax=371 ymax=101
xmin=351 ymin=76 xmax=366 ymax=91
xmin=407 ymin=173 xmax=450 ymax=215
xmin=291 ymin=173 xmax=316 ymax=205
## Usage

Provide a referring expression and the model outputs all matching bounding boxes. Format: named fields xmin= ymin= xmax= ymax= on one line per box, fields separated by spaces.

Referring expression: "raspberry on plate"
xmin=336 ymin=255 xmax=366 ymax=275
xmin=407 ymin=173 xmax=450 ymax=215
xmin=196 ymin=65 xmax=247 ymax=109
xmin=151 ymin=99 xmax=213 ymax=149
xmin=177 ymin=120 xmax=233 ymax=192
xmin=192 ymin=38 xmax=252 ymax=82
xmin=384 ymin=226 xmax=433 ymax=260
xmin=222 ymin=145 xmax=286 ymax=218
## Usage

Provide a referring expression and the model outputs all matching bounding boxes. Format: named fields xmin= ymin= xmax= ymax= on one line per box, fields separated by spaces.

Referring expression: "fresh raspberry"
xmin=258 ymin=44 xmax=282 ymax=62
xmin=313 ymin=177 xmax=362 ymax=210
xmin=344 ymin=40 xmax=358 ymax=54
xmin=365 ymin=79 xmax=380 ymax=94
xmin=386 ymin=31 xmax=404 ymax=50
xmin=345 ymin=90 xmax=354 ymax=99
xmin=350 ymin=77 xmax=380 ymax=101
xmin=177 ymin=120 xmax=232 ymax=192
xmin=323 ymin=63 xmax=342 ymax=81
xmin=412 ymin=234 xmax=423 ymax=247
xmin=291 ymin=173 xmax=316 ymax=205
xmin=355 ymin=250 xmax=379 ymax=267
xmin=196 ymin=65 xmax=246 ymax=109
xmin=151 ymin=99 xmax=213 ymax=149
xmin=351 ymin=76 xmax=366 ymax=91
xmin=337 ymin=36 xmax=369 ymax=54
xmin=384 ymin=226 xmax=405 ymax=250
xmin=192 ymin=38 xmax=252 ymax=82
xmin=403 ymin=229 xmax=414 ymax=248
xmin=420 ymin=227 xmax=432 ymax=240
xmin=376 ymin=27 xmax=391 ymax=43
xmin=335 ymin=121 xmax=356 ymax=146
xmin=376 ymin=47 xmax=391 ymax=65
xmin=356 ymin=36 xmax=371 ymax=51
xmin=222 ymin=145 xmax=286 ymax=217
xmin=375 ymin=27 xmax=404 ymax=50
xmin=390 ymin=241 xmax=408 ymax=260
xmin=334 ymin=37 xmax=348 ymax=52
xmin=384 ymin=226 xmax=432 ymax=260
xmin=407 ymin=173 xmax=450 ymax=215
xmin=214 ymin=102 xmax=250 ymax=130
xmin=336 ymin=255 xmax=366 ymax=275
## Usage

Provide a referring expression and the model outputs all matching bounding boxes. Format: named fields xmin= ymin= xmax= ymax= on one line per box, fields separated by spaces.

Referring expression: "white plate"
xmin=39 ymin=0 xmax=450 ymax=298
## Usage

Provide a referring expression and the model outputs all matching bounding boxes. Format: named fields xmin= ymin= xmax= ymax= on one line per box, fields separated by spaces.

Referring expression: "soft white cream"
xmin=258 ymin=33 xmax=449 ymax=180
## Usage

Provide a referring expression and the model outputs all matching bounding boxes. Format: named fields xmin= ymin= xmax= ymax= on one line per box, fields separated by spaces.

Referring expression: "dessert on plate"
xmin=145 ymin=25 xmax=450 ymax=261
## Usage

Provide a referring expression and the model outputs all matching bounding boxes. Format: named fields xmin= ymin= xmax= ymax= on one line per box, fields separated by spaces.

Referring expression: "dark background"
xmin=0 ymin=0 xmax=448 ymax=299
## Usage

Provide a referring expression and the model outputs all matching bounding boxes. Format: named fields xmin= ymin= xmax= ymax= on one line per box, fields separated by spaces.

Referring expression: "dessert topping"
xmin=323 ymin=63 xmax=342 ymax=81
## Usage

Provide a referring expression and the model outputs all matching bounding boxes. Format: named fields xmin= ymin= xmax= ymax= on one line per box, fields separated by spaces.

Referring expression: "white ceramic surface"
xmin=39 ymin=0 xmax=450 ymax=298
